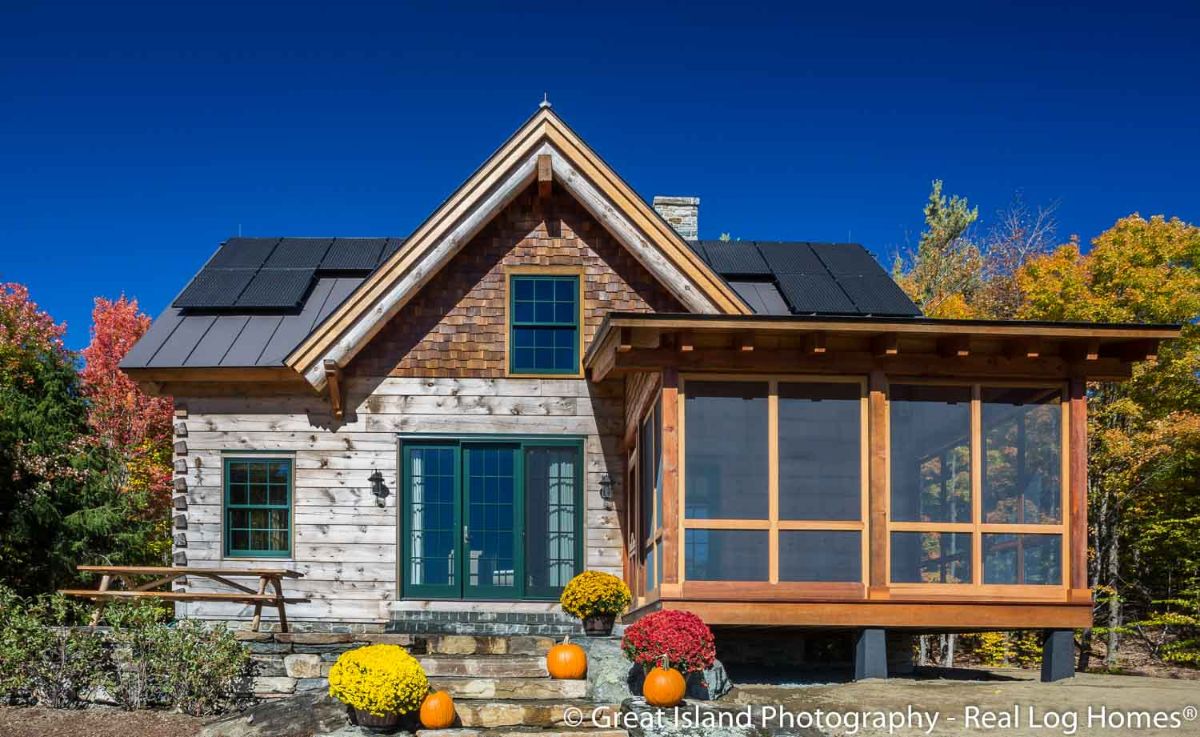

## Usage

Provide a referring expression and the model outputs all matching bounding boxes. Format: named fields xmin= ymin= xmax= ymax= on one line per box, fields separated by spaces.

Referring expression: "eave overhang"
xmin=584 ymin=312 xmax=1182 ymax=383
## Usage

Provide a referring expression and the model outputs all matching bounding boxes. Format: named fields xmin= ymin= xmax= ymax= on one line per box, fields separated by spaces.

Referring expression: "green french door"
xmin=401 ymin=437 xmax=583 ymax=601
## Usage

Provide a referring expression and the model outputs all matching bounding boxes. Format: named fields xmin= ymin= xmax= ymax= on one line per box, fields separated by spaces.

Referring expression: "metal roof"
xmin=688 ymin=240 xmax=921 ymax=317
xmin=125 ymin=236 xmax=920 ymax=370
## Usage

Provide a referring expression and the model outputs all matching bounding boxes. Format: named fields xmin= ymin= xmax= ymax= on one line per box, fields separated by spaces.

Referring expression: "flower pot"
xmin=583 ymin=613 xmax=616 ymax=636
xmin=352 ymin=708 xmax=400 ymax=732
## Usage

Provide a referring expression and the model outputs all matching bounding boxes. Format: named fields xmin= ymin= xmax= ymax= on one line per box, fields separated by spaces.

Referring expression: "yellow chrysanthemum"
xmin=560 ymin=570 xmax=631 ymax=619
xmin=327 ymin=644 xmax=428 ymax=717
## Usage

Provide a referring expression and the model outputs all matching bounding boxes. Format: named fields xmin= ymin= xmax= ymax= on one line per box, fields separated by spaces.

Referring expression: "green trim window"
xmin=224 ymin=458 xmax=292 ymax=558
xmin=509 ymin=274 xmax=580 ymax=374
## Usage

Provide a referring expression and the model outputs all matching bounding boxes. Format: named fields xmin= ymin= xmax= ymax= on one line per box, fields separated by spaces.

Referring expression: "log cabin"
xmin=122 ymin=104 xmax=1178 ymax=680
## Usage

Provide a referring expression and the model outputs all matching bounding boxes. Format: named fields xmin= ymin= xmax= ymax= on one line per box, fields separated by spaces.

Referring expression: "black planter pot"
xmin=352 ymin=708 xmax=401 ymax=733
xmin=583 ymin=613 xmax=616 ymax=636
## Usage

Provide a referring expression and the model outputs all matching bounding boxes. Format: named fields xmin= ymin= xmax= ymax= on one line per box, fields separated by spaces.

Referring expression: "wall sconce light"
xmin=369 ymin=469 xmax=389 ymax=508
xmin=598 ymin=473 xmax=615 ymax=503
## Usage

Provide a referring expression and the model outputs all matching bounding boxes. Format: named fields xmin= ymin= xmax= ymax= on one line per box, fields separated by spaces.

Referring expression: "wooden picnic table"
xmin=60 ymin=565 xmax=308 ymax=632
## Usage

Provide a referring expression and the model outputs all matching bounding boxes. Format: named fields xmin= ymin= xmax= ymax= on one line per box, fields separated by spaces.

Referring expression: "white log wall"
xmin=174 ymin=376 xmax=625 ymax=623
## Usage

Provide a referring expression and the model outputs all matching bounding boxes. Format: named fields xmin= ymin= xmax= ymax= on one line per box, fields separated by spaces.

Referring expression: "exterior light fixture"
xmin=598 ymin=473 xmax=615 ymax=503
xmin=369 ymin=469 xmax=389 ymax=507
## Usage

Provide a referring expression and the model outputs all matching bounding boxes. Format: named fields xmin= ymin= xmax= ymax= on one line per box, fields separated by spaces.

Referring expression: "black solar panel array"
xmin=174 ymin=236 xmax=405 ymax=311
xmin=688 ymin=240 xmax=920 ymax=317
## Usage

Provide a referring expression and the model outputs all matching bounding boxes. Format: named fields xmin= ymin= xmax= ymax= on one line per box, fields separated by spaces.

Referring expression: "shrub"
xmin=103 ymin=601 xmax=171 ymax=710
xmin=158 ymin=619 xmax=252 ymax=716
xmin=328 ymin=644 xmax=429 ymax=717
xmin=560 ymin=571 xmax=631 ymax=619
xmin=621 ymin=610 xmax=716 ymax=674
xmin=18 ymin=594 xmax=108 ymax=708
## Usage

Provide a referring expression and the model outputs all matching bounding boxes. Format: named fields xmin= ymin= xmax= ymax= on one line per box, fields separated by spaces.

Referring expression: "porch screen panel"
xmin=982 ymin=388 xmax=1062 ymax=524
xmin=684 ymin=381 xmax=769 ymax=520
xmin=684 ymin=530 xmax=768 ymax=581
xmin=525 ymin=445 xmax=579 ymax=597
xmin=778 ymin=382 xmax=861 ymax=520
xmin=983 ymin=533 xmax=1063 ymax=585
xmin=890 ymin=531 xmax=972 ymax=584
xmin=408 ymin=447 xmax=457 ymax=587
xmin=779 ymin=531 xmax=861 ymax=582
xmin=890 ymin=385 xmax=972 ymax=523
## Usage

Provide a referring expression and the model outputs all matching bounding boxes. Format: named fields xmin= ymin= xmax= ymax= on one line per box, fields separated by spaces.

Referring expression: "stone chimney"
xmin=653 ymin=196 xmax=699 ymax=241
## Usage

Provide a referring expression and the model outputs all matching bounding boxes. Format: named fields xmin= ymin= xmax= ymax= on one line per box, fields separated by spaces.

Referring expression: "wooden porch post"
xmin=1068 ymin=377 xmax=1090 ymax=599
xmin=660 ymin=368 xmax=681 ymax=589
xmin=868 ymin=370 xmax=889 ymax=598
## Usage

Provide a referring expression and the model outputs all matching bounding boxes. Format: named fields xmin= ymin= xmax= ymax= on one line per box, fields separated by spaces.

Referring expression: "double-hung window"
xmin=224 ymin=457 xmax=292 ymax=558
xmin=509 ymin=274 xmax=580 ymax=375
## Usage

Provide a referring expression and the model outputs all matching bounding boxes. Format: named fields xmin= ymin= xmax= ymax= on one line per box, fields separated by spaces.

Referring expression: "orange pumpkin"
xmin=419 ymin=690 xmax=456 ymax=729
xmin=546 ymin=637 xmax=588 ymax=680
xmin=642 ymin=661 xmax=686 ymax=708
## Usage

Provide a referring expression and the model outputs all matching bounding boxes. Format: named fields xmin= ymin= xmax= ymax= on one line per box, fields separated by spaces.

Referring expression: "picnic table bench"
xmin=60 ymin=565 xmax=308 ymax=632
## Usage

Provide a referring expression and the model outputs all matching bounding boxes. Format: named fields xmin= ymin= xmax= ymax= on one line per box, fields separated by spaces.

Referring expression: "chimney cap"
xmin=652 ymin=195 xmax=700 ymax=206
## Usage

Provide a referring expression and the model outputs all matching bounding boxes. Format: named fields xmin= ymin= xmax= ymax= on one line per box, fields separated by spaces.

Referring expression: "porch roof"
xmin=584 ymin=312 xmax=1181 ymax=383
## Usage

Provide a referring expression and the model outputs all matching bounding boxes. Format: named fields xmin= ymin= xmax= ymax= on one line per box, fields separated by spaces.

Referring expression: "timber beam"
xmin=323 ymin=360 xmax=345 ymax=421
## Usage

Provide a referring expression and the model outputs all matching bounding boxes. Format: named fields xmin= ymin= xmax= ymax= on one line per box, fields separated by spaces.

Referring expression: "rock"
xmin=285 ymin=653 xmax=325 ymax=678
xmin=277 ymin=633 xmax=358 ymax=645
xmin=687 ymin=659 xmax=732 ymax=700
xmin=250 ymin=655 xmax=287 ymax=677
xmin=201 ymin=691 xmax=350 ymax=737
xmin=296 ymin=677 xmax=330 ymax=693
xmin=252 ymin=676 xmax=296 ymax=696
xmin=578 ymin=636 xmax=639 ymax=703
xmin=433 ymin=635 xmax=478 ymax=655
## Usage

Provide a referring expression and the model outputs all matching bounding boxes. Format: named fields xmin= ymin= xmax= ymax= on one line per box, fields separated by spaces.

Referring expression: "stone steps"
xmin=421 ymin=655 xmax=549 ymax=678
xmin=431 ymin=677 xmax=588 ymax=700
xmin=453 ymin=700 xmax=618 ymax=729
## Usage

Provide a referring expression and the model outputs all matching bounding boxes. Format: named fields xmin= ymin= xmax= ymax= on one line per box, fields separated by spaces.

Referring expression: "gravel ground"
xmin=0 ymin=705 xmax=205 ymax=737
xmin=731 ymin=667 xmax=1200 ymax=736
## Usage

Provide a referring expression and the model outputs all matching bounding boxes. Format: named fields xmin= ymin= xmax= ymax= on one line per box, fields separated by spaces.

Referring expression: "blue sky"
xmin=2 ymin=0 xmax=1198 ymax=349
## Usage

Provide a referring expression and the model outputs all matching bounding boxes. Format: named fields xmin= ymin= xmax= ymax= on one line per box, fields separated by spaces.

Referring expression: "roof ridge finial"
xmin=540 ymin=92 xmax=551 ymax=110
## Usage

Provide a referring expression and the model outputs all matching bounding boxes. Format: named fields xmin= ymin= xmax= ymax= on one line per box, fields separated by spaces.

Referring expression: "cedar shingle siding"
xmin=350 ymin=185 xmax=681 ymax=378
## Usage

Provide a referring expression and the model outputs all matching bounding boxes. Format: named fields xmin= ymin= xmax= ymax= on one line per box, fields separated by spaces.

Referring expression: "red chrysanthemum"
xmin=621 ymin=610 xmax=716 ymax=674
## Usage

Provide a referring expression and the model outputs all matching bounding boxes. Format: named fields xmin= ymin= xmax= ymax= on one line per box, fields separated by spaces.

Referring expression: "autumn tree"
xmin=81 ymin=296 xmax=174 ymax=513
xmin=0 ymin=284 xmax=167 ymax=596
xmin=1018 ymin=214 xmax=1200 ymax=667
xmin=893 ymin=180 xmax=982 ymax=318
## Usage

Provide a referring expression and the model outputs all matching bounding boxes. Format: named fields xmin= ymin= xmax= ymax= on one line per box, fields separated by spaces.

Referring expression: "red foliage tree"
xmin=80 ymin=296 xmax=173 ymax=510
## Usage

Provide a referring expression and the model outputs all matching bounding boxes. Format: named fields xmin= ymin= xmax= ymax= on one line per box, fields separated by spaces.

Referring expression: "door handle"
xmin=463 ymin=525 xmax=470 ymax=544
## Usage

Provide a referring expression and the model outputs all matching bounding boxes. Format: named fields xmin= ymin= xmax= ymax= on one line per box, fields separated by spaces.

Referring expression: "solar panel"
xmin=321 ymin=238 xmax=386 ymax=270
xmin=811 ymin=243 xmax=883 ymax=275
xmin=235 ymin=269 xmax=315 ymax=309
xmin=173 ymin=268 xmax=256 ymax=308
xmin=836 ymin=274 xmax=921 ymax=316
xmin=757 ymin=242 xmax=826 ymax=274
xmin=379 ymin=237 xmax=406 ymax=264
xmin=207 ymin=238 xmax=280 ymax=269
xmin=703 ymin=242 xmax=772 ymax=275
xmin=776 ymin=273 xmax=857 ymax=314
xmin=730 ymin=281 xmax=791 ymax=315
xmin=265 ymin=238 xmax=333 ymax=268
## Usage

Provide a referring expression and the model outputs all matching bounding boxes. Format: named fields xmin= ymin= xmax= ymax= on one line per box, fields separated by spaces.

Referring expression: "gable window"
xmin=224 ymin=457 xmax=292 ymax=558
xmin=509 ymin=274 xmax=580 ymax=375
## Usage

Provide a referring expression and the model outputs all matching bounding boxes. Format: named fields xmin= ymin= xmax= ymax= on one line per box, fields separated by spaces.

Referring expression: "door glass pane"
xmin=890 ymin=531 xmax=972 ymax=584
xmin=983 ymin=387 xmax=1062 ymax=524
xmin=684 ymin=530 xmax=768 ymax=581
xmin=890 ymin=385 xmax=972 ymax=523
xmin=685 ymin=382 xmax=769 ymax=520
xmin=409 ymin=447 xmax=457 ymax=587
xmin=778 ymin=382 xmax=862 ymax=520
xmin=779 ymin=530 xmax=862 ymax=582
xmin=984 ymin=533 xmax=1062 ymax=585
xmin=466 ymin=447 xmax=517 ymax=591
xmin=525 ymin=446 xmax=578 ymax=594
